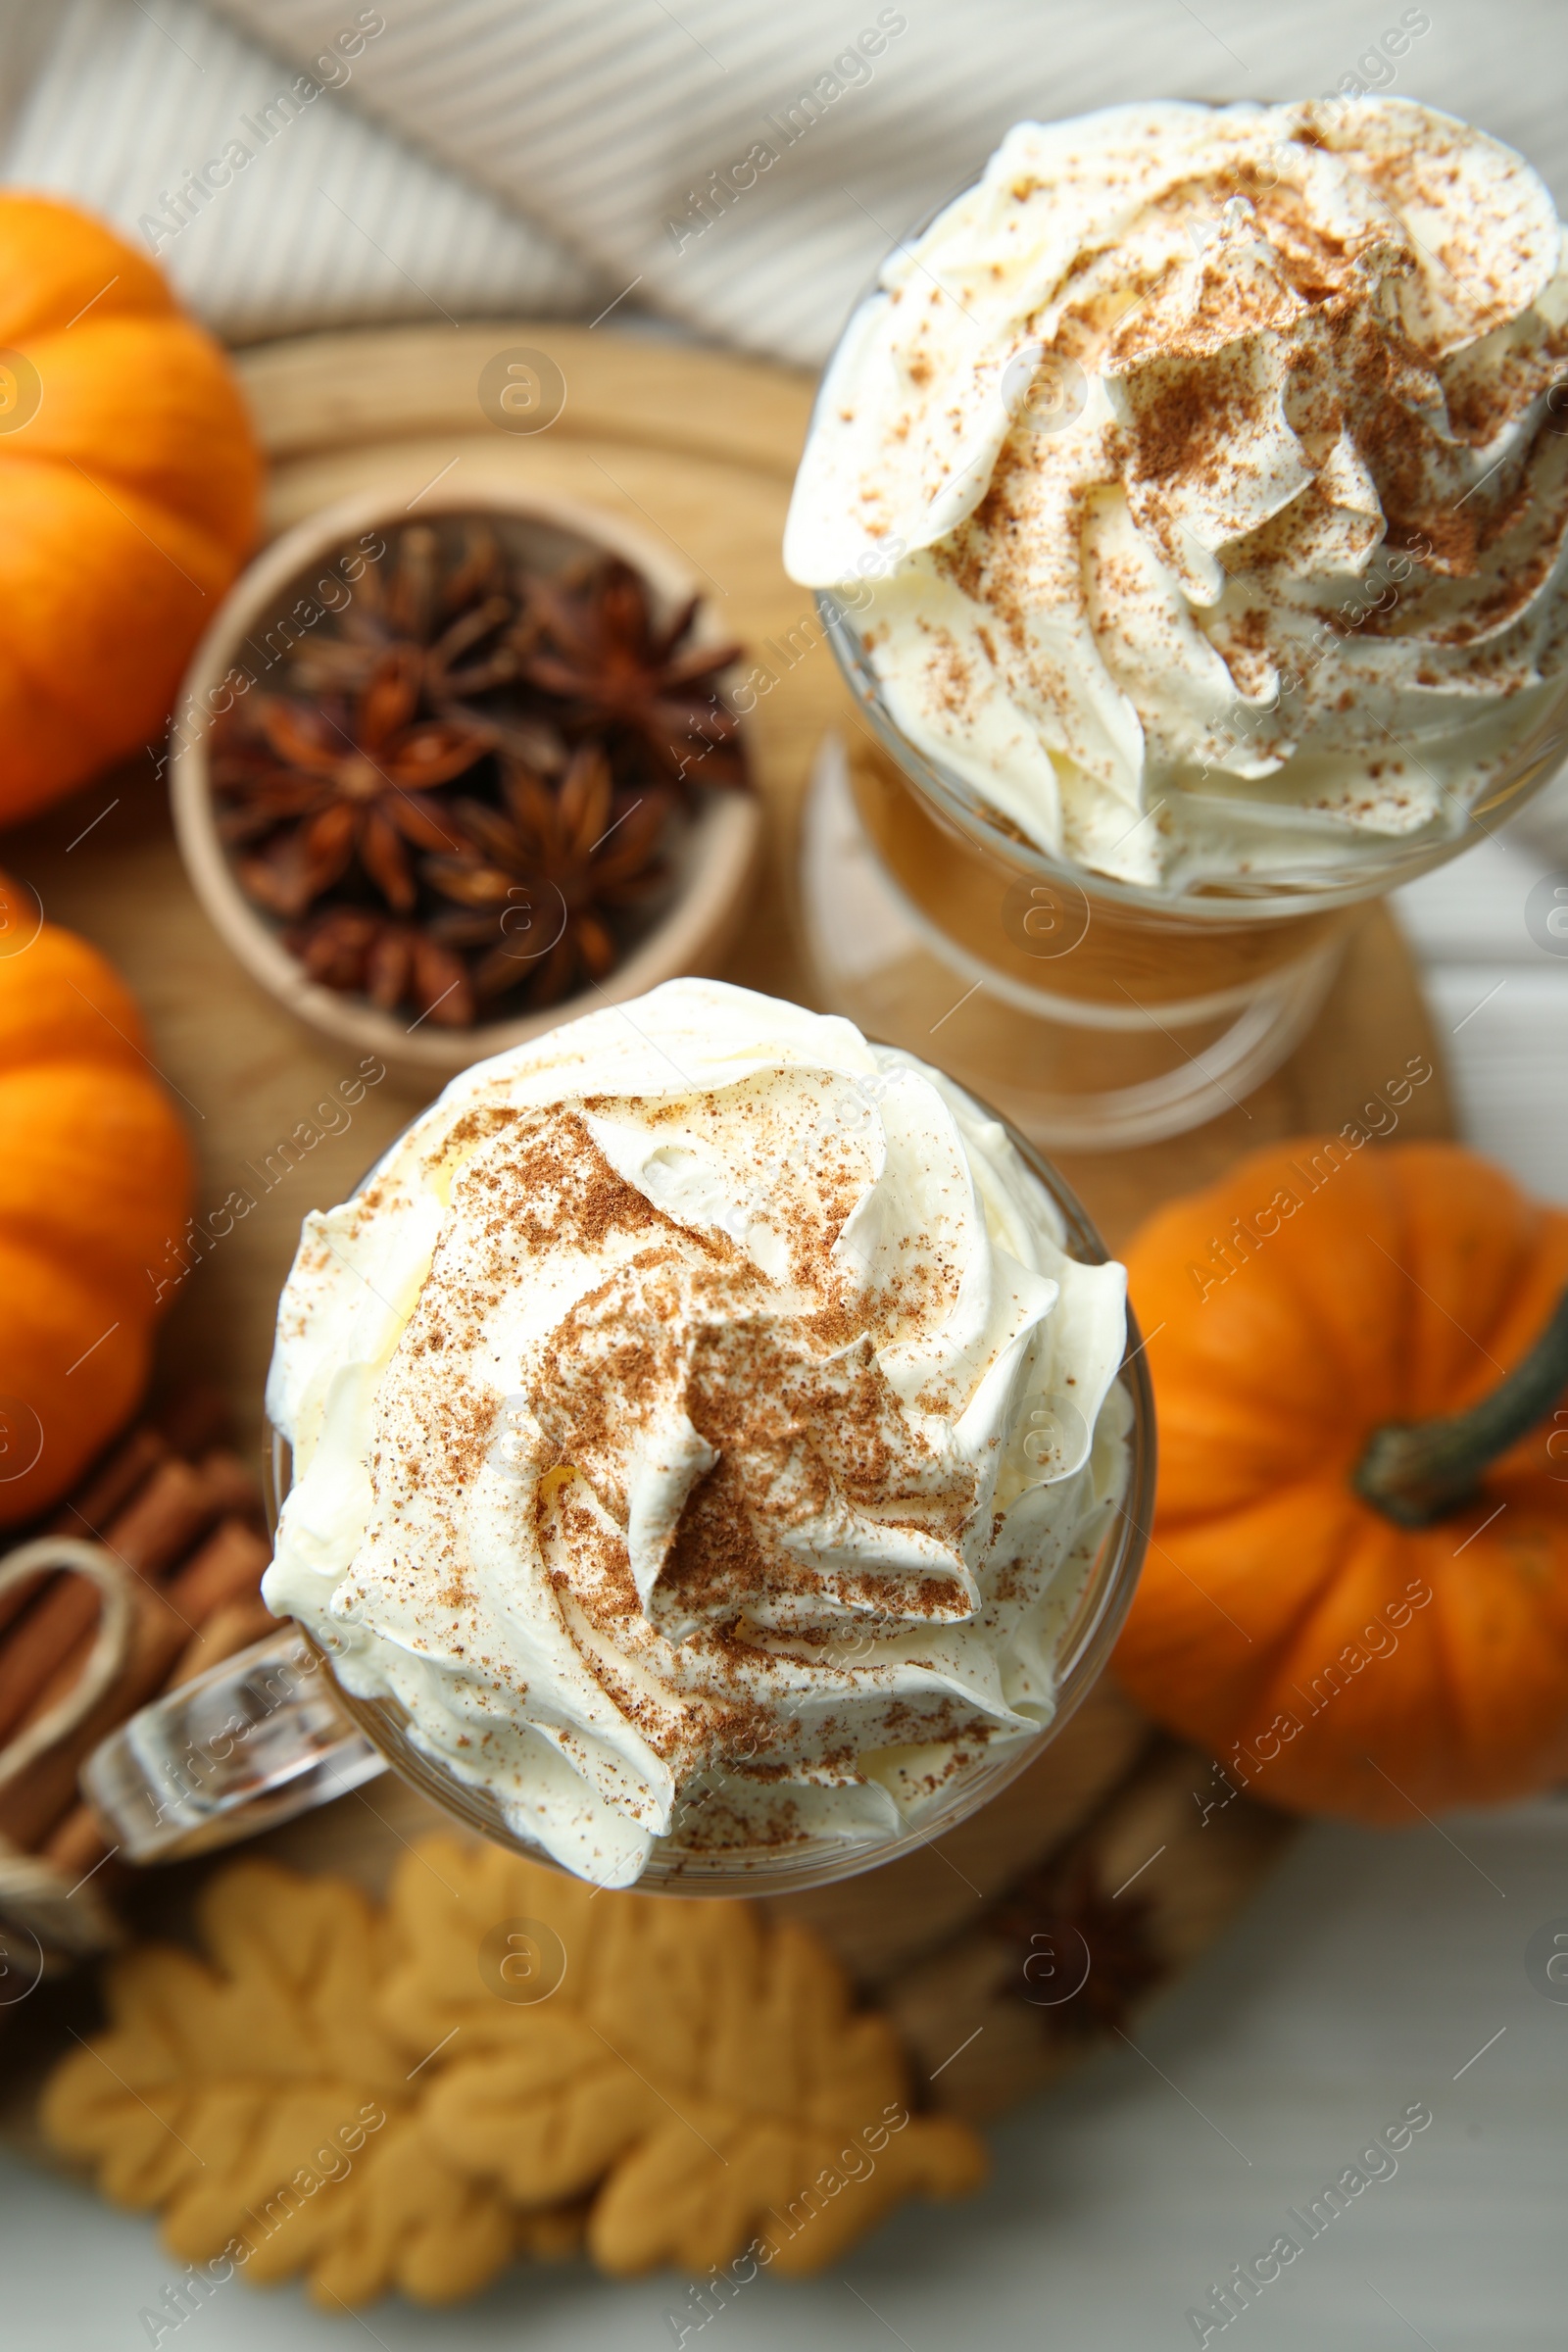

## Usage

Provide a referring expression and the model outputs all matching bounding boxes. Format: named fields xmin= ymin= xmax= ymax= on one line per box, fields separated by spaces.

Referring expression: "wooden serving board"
xmin=3 ymin=323 xmax=1454 ymax=2126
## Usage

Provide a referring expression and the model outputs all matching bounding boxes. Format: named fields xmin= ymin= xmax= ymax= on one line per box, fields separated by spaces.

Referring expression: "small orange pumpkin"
xmin=0 ymin=874 xmax=191 ymax=1525
xmin=0 ymin=195 xmax=261 ymax=825
xmin=1113 ymin=1137 xmax=1568 ymax=1823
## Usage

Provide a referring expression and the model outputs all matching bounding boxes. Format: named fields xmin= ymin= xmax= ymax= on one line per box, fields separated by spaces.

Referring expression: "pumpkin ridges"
xmin=1213 ymin=1490 xmax=1568 ymax=1819
xmin=1456 ymin=1214 xmax=1568 ymax=1479
xmin=1115 ymin=1481 xmax=1358 ymax=1733
xmin=0 ymin=892 xmax=190 ymax=1526
xmin=22 ymin=316 xmax=260 ymax=549
xmin=0 ymin=195 xmax=177 ymax=343
xmin=1426 ymin=1491 xmax=1568 ymax=1803
xmin=1384 ymin=1145 xmax=1548 ymax=1421
xmin=1129 ymin=1508 xmax=1448 ymax=1813
xmin=1114 ymin=1138 xmax=1568 ymax=1824
xmin=1258 ymin=1519 xmax=1461 ymax=1818
xmin=0 ymin=458 xmax=246 ymax=617
xmin=0 ymin=917 xmax=155 ymax=1075
xmin=0 ymin=1065 xmax=191 ymax=1304
xmin=1129 ymin=1143 xmax=1562 ymax=1458
xmin=0 ymin=645 xmax=101 ymax=820
xmin=1121 ymin=1149 xmax=1416 ymax=1513
xmin=1118 ymin=1261 xmax=1357 ymax=1522
xmin=0 ymin=474 xmax=245 ymax=815
xmin=1348 ymin=1162 xmax=1568 ymax=1519
xmin=1176 ymin=1137 xmax=1410 ymax=1416
xmin=0 ymin=190 xmax=259 ymax=821
xmin=1254 ymin=1148 xmax=1418 ymax=1426
xmin=0 ymin=1235 xmax=151 ymax=1528
xmin=1154 ymin=1399 xmax=1360 ymax=1523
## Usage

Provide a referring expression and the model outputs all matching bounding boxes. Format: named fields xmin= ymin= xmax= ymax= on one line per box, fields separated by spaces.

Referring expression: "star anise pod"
xmin=990 ymin=1860 xmax=1165 ymax=2040
xmin=288 ymin=521 xmax=529 ymax=707
xmin=517 ymin=556 xmax=748 ymax=789
xmin=286 ymin=906 xmax=476 ymax=1027
xmin=424 ymin=744 xmax=671 ymax=1007
xmin=214 ymin=650 xmax=488 ymax=918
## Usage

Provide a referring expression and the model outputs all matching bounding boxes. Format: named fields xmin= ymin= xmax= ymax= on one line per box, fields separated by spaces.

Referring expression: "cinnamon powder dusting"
xmin=269 ymin=986 xmax=1129 ymax=1887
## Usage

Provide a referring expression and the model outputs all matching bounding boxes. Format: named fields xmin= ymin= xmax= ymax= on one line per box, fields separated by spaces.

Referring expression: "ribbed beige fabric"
xmin=201 ymin=0 xmax=1568 ymax=360
xmin=3 ymin=0 xmax=1565 ymax=355
xmin=0 ymin=0 xmax=601 ymax=339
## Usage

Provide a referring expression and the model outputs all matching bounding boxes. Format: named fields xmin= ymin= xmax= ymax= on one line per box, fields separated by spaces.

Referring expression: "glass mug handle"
xmin=81 ymin=1625 xmax=386 ymax=1864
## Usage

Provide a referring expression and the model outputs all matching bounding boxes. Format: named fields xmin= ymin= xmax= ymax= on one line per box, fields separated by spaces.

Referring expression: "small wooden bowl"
xmin=170 ymin=483 xmax=763 ymax=1077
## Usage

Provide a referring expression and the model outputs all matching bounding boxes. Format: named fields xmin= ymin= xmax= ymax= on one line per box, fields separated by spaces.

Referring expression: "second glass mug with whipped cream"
xmin=785 ymin=96 xmax=1568 ymax=1148
xmin=83 ymin=981 xmax=1152 ymax=1898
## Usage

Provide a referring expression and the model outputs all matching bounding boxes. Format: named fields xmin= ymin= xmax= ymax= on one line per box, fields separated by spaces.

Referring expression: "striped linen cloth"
xmin=4 ymin=0 xmax=1565 ymax=357
xmin=200 ymin=0 xmax=1568 ymax=363
xmin=0 ymin=0 xmax=601 ymax=339
xmin=0 ymin=0 xmax=1565 ymax=1195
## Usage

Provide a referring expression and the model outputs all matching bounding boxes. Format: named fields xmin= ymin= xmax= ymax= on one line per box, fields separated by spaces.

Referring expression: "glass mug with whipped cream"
xmin=786 ymin=96 xmax=1568 ymax=1148
xmin=84 ymin=981 xmax=1152 ymax=1897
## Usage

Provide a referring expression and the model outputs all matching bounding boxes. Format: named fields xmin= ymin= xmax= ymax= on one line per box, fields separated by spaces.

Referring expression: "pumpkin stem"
xmin=1353 ymin=1282 xmax=1568 ymax=1528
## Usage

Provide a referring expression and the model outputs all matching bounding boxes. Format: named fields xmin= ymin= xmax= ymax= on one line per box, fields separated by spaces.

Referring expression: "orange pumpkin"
xmin=0 ymin=195 xmax=260 ymax=825
xmin=0 ymin=874 xmax=191 ymax=1525
xmin=1113 ymin=1138 xmax=1568 ymax=1823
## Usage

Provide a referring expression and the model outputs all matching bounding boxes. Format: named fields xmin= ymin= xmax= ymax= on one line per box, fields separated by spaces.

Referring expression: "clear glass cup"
xmin=796 ymin=167 xmax=1568 ymax=1151
xmin=81 ymin=1100 xmax=1153 ymax=1898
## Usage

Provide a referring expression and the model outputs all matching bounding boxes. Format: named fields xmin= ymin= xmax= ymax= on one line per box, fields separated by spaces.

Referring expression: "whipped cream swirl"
xmin=263 ymin=979 xmax=1129 ymax=1886
xmin=785 ymin=99 xmax=1568 ymax=890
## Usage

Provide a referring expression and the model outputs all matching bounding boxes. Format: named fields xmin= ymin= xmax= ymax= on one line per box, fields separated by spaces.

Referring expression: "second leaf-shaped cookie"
xmin=379 ymin=1836 xmax=986 ymax=2274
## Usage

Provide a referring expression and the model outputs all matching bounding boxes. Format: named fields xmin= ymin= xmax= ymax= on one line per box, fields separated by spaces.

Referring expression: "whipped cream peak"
xmin=785 ymin=100 xmax=1568 ymax=889
xmin=264 ymin=980 xmax=1129 ymax=1886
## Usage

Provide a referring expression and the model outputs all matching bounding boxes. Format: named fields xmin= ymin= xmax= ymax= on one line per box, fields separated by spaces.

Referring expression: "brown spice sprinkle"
xmin=347 ymin=1068 xmax=1048 ymax=1841
xmin=848 ymin=106 xmax=1568 ymax=845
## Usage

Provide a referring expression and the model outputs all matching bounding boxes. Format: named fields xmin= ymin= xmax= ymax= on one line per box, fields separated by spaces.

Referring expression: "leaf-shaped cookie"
xmin=382 ymin=1837 xmax=987 ymax=2274
xmin=39 ymin=1858 xmax=543 ymax=2306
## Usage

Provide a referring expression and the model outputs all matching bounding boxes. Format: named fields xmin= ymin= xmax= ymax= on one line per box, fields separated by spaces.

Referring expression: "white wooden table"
xmin=6 ymin=1790 xmax=1567 ymax=2348
xmin=1393 ymin=774 xmax=1568 ymax=1206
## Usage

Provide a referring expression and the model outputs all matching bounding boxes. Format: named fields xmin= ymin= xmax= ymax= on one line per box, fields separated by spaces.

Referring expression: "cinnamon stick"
xmin=0 ymin=1453 xmax=258 ymax=1744
xmin=0 ymin=1425 xmax=168 ymax=1645
xmin=41 ymin=1799 xmax=113 ymax=1884
xmin=0 ymin=1513 xmax=275 ymax=1852
xmin=18 ymin=1514 xmax=271 ymax=1738
xmin=185 ymin=1449 xmax=268 ymax=1534
xmin=40 ymin=1391 xmax=240 ymax=1554
xmin=42 ymin=1587 xmax=278 ymax=1887
xmin=165 ymin=1519 xmax=270 ymax=1625
xmin=169 ymin=1592 xmax=278 ymax=1689
xmin=0 ymin=1459 xmax=203 ymax=1743
xmin=0 ymin=1576 xmax=200 ymax=1849
xmin=47 ymin=1425 xmax=170 ymax=1544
